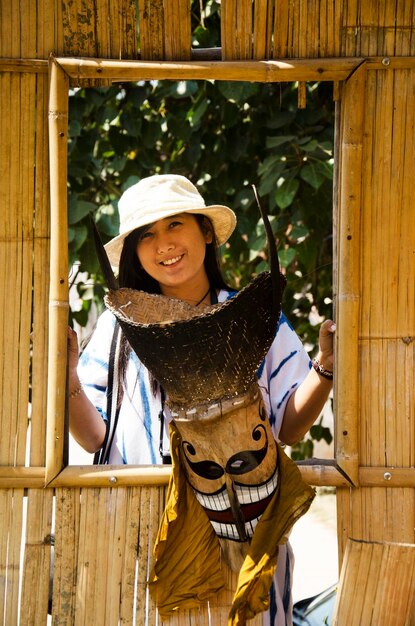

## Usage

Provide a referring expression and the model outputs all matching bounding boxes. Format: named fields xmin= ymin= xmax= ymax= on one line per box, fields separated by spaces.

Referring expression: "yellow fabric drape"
xmin=228 ymin=446 xmax=315 ymax=624
xmin=149 ymin=424 xmax=315 ymax=624
xmin=148 ymin=425 xmax=225 ymax=615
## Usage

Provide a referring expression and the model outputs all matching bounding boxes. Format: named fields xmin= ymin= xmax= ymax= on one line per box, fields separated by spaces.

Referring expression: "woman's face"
xmin=135 ymin=213 xmax=213 ymax=296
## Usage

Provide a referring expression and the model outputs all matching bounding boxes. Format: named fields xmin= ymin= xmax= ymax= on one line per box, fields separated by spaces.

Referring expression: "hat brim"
xmin=104 ymin=204 xmax=236 ymax=268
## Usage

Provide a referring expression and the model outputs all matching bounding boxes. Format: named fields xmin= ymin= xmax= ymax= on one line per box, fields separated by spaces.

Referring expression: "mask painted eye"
xmin=182 ymin=442 xmax=225 ymax=479
xmin=225 ymin=424 xmax=268 ymax=475
xmin=259 ymin=401 xmax=267 ymax=421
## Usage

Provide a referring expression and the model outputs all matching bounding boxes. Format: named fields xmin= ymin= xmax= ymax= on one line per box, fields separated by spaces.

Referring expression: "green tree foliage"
xmin=68 ymin=79 xmax=334 ymax=345
xmin=67 ymin=0 xmax=334 ymax=456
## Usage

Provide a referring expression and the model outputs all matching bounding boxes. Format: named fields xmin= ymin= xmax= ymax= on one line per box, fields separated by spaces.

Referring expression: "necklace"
xmin=195 ymin=286 xmax=211 ymax=306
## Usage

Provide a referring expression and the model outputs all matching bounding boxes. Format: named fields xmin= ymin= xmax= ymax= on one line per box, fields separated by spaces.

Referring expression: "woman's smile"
xmin=159 ymin=254 xmax=184 ymax=267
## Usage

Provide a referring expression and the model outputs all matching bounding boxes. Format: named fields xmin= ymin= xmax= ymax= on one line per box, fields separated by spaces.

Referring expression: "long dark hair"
xmin=118 ymin=214 xmax=231 ymax=291
xmin=116 ymin=214 xmax=233 ymax=396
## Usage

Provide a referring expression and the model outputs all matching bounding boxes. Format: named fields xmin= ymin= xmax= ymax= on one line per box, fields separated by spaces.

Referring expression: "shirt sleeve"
xmin=258 ymin=312 xmax=311 ymax=439
xmin=78 ymin=310 xmax=117 ymax=422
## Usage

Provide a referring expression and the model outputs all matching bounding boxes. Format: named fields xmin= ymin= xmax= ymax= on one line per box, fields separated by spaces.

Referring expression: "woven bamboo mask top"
xmin=104 ymin=270 xmax=286 ymax=410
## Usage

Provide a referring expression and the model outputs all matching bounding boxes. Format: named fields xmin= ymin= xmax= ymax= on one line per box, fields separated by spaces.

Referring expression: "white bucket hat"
xmin=104 ymin=174 xmax=237 ymax=267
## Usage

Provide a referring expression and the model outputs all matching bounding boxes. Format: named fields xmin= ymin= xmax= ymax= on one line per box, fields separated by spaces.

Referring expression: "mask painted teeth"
xmin=192 ymin=467 xmax=279 ymax=541
xmin=161 ymin=255 xmax=182 ymax=266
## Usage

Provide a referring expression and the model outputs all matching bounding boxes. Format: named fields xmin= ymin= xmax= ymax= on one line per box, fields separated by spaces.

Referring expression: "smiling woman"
xmin=64 ymin=169 xmax=335 ymax=623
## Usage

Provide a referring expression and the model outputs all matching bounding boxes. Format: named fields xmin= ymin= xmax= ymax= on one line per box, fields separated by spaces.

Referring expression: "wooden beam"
xmin=47 ymin=462 xmax=350 ymax=488
xmin=49 ymin=465 xmax=172 ymax=487
xmin=54 ymin=56 xmax=363 ymax=83
xmin=0 ymin=467 xmax=46 ymax=488
xmin=335 ymin=61 xmax=367 ymax=486
xmin=45 ymin=57 xmax=70 ymax=486
xmin=1 ymin=463 xmax=412 ymax=489
xmin=359 ymin=467 xmax=415 ymax=488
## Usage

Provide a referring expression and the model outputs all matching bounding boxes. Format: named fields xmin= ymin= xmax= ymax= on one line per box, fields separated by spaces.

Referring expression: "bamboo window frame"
xmin=46 ymin=54 xmax=366 ymax=490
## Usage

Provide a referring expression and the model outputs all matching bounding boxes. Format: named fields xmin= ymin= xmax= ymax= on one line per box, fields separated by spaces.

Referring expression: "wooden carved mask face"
xmin=173 ymin=385 xmax=278 ymax=543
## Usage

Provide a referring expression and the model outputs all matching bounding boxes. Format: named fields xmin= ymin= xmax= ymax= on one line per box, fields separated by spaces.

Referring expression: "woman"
xmin=67 ymin=173 xmax=335 ymax=624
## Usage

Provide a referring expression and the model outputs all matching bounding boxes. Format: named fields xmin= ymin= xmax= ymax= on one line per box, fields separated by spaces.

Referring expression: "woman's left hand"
xmin=317 ymin=319 xmax=336 ymax=371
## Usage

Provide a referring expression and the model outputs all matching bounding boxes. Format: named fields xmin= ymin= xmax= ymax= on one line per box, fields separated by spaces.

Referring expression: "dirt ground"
xmin=290 ymin=488 xmax=338 ymax=603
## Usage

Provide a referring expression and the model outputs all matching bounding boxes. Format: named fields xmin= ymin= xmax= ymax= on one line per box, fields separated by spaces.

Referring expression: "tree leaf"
xmin=265 ymin=135 xmax=295 ymax=149
xmin=217 ymin=81 xmax=259 ymax=103
xmin=300 ymin=163 xmax=325 ymax=189
xmin=277 ymin=247 xmax=296 ymax=267
xmin=275 ymin=178 xmax=299 ymax=209
xmin=68 ymin=200 xmax=96 ymax=225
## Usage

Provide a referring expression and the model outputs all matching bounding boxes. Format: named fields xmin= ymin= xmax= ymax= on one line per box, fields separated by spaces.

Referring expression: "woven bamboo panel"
xmin=19 ymin=489 xmax=54 ymax=625
xmin=353 ymin=68 xmax=414 ymax=542
xmin=50 ymin=485 xmax=263 ymax=625
xmin=0 ymin=0 xmax=57 ymax=58
xmin=137 ymin=0 xmax=165 ymax=60
xmin=332 ymin=538 xmax=415 ymax=626
xmin=0 ymin=72 xmax=36 ymax=467
xmin=60 ymin=0 xmax=138 ymax=59
xmin=0 ymin=489 xmax=25 ymax=625
xmin=342 ymin=0 xmax=415 ymax=56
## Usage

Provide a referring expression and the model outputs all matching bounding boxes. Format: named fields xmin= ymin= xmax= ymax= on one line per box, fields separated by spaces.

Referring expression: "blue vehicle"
xmin=292 ymin=584 xmax=337 ymax=626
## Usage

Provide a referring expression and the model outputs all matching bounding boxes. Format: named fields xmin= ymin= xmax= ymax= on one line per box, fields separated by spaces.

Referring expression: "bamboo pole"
xmin=335 ymin=61 xmax=367 ymax=486
xmin=49 ymin=464 xmax=172 ymax=487
xmin=47 ymin=462 xmax=351 ymax=488
xmin=55 ymin=55 xmax=362 ymax=82
xmin=47 ymin=461 xmax=353 ymax=488
xmin=45 ymin=57 xmax=70 ymax=485
xmin=297 ymin=81 xmax=306 ymax=108
xmin=0 ymin=467 xmax=45 ymax=488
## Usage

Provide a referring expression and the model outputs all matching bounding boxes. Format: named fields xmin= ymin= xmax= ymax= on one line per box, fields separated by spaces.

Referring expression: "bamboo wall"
xmin=1 ymin=1 xmax=415 ymax=624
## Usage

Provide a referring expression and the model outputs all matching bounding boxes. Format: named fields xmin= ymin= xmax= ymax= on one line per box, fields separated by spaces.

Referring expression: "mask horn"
xmin=252 ymin=185 xmax=282 ymax=323
xmin=89 ymin=214 xmax=119 ymax=292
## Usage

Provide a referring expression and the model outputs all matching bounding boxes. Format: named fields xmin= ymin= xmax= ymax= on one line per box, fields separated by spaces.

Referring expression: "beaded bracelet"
xmin=68 ymin=381 xmax=83 ymax=398
xmin=312 ymin=358 xmax=333 ymax=381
